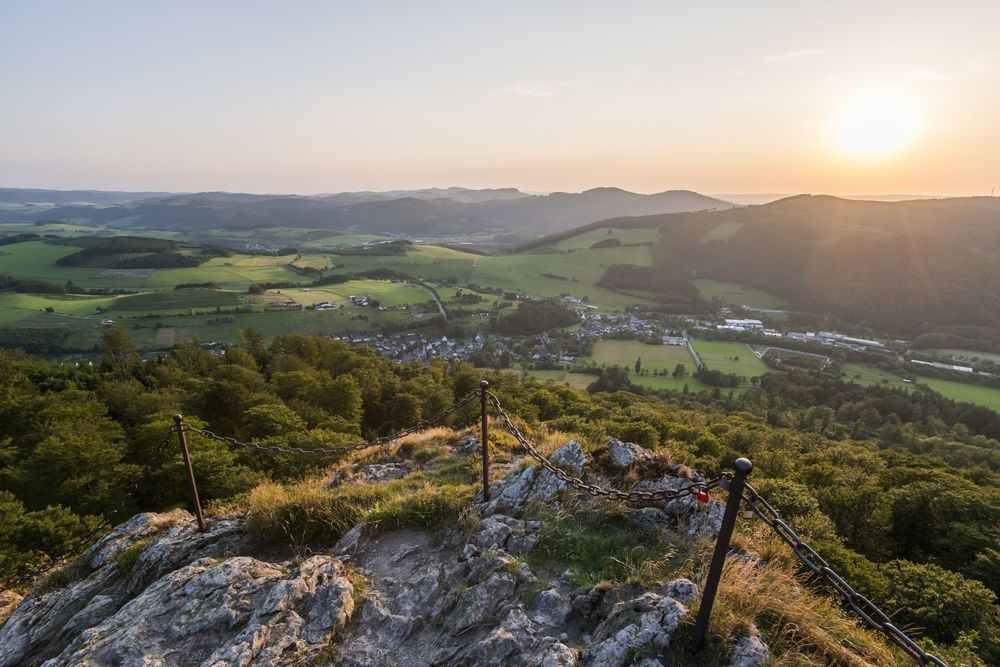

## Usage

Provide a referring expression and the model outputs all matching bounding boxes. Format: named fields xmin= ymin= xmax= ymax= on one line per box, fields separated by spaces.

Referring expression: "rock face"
xmin=606 ymin=439 xmax=652 ymax=469
xmin=0 ymin=510 xmax=353 ymax=667
xmin=0 ymin=436 xmax=770 ymax=666
xmin=483 ymin=440 xmax=586 ymax=516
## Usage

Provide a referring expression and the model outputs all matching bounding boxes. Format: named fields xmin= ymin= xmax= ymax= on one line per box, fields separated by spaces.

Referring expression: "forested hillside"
xmin=524 ymin=195 xmax=1000 ymax=332
xmin=0 ymin=330 xmax=996 ymax=662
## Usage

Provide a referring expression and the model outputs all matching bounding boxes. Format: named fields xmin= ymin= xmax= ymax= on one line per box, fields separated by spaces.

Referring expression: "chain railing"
xmin=181 ymin=390 xmax=479 ymax=457
xmin=743 ymin=482 xmax=947 ymax=667
xmin=486 ymin=390 xmax=726 ymax=502
xmin=2 ymin=382 xmax=952 ymax=666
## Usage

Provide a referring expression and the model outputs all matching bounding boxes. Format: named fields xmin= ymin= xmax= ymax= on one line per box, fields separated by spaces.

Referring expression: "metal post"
xmin=480 ymin=380 xmax=490 ymax=502
xmin=173 ymin=415 xmax=206 ymax=533
xmin=691 ymin=457 xmax=753 ymax=653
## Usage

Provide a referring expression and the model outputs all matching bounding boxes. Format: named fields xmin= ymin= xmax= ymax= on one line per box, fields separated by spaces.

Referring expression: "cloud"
xmin=899 ymin=69 xmax=950 ymax=81
xmin=763 ymin=49 xmax=825 ymax=63
xmin=501 ymin=83 xmax=557 ymax=97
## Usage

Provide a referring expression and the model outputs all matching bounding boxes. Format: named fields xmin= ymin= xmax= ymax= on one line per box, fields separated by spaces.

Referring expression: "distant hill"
xmin=520 ymin=195 xmax=1000 ymax=332
xmin=0 ymin=188 xmax=171 ymax=205
xmin=0 ymin=187 xmax=730 ymax=237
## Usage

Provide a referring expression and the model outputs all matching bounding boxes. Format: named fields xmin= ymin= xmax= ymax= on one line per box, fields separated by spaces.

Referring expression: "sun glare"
xmin=834 ymin=91 xmax=920 ymax=160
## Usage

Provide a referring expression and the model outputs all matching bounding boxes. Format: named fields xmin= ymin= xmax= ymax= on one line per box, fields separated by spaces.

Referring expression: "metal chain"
xmin=6 ymin=425 xmax=176 ymax=590
xmin=183 ymin=391 xmax=479 ymax=457
xmin=743 ymin=482 xmax=947 ymax=667
xmin=486 ymin=391 xmax=724 ymax=502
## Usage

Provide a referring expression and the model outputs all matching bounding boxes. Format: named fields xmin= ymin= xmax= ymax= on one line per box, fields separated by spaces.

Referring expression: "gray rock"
xmin=582 ymin=591 xmax=689 ymax=667
xmin=529 ymin=589 xmax=574 ymax=630
xmin=727 ymin=627 xmax=770 ymax=667
xmin=655 ymin=578 xmax=699 ymax=606
xmin=630 ymin=507 xmax=672 ymax=536
xmin=326 ymin=461 xmax=415 ymax=488
xmin=683 ymin=500 xmax=725 ymax=539
xmin=484 ymin=441 xmax=586 ymax=516
xmin=531 ymin=640 xmax=578 ymax=666
xmin=0 ymin=510 xmax=251 ymax=667
xmin=44 ymin=555 xmax=354 ymax=666
xmin=607 ymin=439 xmax=652 ymax=468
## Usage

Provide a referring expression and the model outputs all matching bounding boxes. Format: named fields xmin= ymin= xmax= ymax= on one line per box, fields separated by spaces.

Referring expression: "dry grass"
xmin=679 ymin=557 xmax=901 ymax=667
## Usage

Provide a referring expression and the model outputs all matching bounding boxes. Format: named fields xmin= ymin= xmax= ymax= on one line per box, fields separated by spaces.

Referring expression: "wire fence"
xmin=743 ymin=482 xmax=947 ymax=666
xmin=3 ymin=384 xmax=949 ymax=666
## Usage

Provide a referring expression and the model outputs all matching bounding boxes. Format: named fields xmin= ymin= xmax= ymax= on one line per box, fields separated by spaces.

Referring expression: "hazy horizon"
xmin=2 ymin=1 xmax=998 ymax=197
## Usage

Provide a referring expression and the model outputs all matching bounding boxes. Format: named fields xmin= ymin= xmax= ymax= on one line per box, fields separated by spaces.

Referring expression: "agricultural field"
xmin=690 ymin=340 xmax=770 ymax=380
xmin=583 ymin=340 xmax=693 ymax=374
xmin=328 ymin=243 xmax=657 ymax=310
xmin=533 ymin=227 xmax=661 ymax=252
xmin=694 ymin=279 xmax=787 ymax=310
xmin=925 ymin=349 xmax=1000 ymax=365
xmin=286 ymin=280 xmax=432 ymax=308
xmin=841 ymin=362 xmax=1000 ymax=412
xmin=109 ymin=288 xmax=244 ymax=315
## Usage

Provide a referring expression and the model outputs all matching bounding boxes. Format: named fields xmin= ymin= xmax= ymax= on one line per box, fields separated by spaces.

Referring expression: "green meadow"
xmin=694 ymin=279 xmax=787 ymax=310
xmin=691 ymin=340 xmax=770 ymax=380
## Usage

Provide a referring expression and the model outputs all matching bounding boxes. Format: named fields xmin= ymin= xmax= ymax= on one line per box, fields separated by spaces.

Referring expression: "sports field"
xmin=691 ymin=340 xmax=770 ymax=380
xmin=584 ymin=340 xmax=693 ymax=374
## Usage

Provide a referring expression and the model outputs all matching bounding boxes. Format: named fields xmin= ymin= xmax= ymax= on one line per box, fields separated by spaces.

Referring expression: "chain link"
xmin=743 ymin=482 xmax=947 ymax=667
xmin=183 ymin=391 xmax=479 ymax=457
xmin=486 ymin=391 xmax=724 ymax=502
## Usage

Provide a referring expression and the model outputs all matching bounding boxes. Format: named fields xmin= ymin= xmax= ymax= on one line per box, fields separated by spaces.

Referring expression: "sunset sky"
xmin=1 ymin=1 xmax=998 ymax=196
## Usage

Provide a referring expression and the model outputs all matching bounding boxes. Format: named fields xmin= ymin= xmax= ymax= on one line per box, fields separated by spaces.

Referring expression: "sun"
xmin=834 ymin=91 xmax=920 ymax=159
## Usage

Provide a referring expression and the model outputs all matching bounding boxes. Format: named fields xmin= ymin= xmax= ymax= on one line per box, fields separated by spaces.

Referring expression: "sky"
xmin=1 ymin=1 xmax=998 ymax=196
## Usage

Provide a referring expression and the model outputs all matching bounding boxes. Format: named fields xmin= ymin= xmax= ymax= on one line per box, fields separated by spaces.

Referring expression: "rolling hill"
xmin=518 ymin=195 xmax=1000 ymax=332
xmin=0 ymin=187 xmax=730 ymax=237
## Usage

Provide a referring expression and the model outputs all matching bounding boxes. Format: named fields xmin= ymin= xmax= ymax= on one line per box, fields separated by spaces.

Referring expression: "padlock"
xmin=695 ymin=489 xmax=710 ymax=504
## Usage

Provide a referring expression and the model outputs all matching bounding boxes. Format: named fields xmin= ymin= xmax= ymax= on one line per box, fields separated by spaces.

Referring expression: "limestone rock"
xmin=581 ymin=591 xmax=689 ymax=667
xmin=0 ymin=510 xmax=353 ymax=667
xmin=484 ymin=440 xmax=585 ymax=516
xmin=727 ymin=626 xmax=771 ymax=667
xmin=607 ymin=439 xmax=652 ymax=469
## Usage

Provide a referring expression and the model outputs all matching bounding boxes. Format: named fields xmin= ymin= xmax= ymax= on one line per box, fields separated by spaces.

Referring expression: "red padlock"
xmin=695 ymin=489 xmax=710 ymax=504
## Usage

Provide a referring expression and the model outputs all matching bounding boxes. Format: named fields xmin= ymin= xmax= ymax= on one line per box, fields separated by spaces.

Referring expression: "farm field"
xmin=328 ymin=243 xmax=657 ymax=310
xmin=109 ymin=288 xmax=243 ymax=315
xmin=694 ymin=279 xmax=787 ymax=310
xmin=926 ymin=349 xmax=1000 ymax=365
xmin=583 ymin=340 xmax=693 ymax=374
xmin=691 ymin=340 xmax=770 ymax=380
xmin=841 ymin=362 xmax=1000 ymax=412
xmin=534 ymin=227 xmax=661 ymax=252
xmin=286 ymin=280 xmax=432 ymax=308
xmin=0 ymin=292 xmax=117 ymax=317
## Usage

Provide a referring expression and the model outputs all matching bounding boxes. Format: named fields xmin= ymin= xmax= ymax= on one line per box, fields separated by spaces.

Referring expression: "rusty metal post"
xmin=173 ymin=415 xmax=206 ymax=532
xmin=691 ymin=457 xmax=752 ymax=653
xmin=480 ymin=380 xmax=490 ymax=502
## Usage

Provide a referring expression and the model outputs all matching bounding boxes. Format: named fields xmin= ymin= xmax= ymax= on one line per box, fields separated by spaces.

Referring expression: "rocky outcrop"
xmin=606 ymin=439 xmax=653 ymax=469
xmin=483 ymin=440 xmax=586 ymax=515
xmin=0 ymin=510 xmax=352 ymax=667
xmin=0 ymin=435 xmax=770 ymax=666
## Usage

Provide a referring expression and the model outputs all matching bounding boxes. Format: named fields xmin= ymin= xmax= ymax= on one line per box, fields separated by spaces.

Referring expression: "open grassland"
xmin=287 ymin=280 xmax=432 ymax=308
xmin=583 ymin=340 xmax=693 ymax=374
xmin=926 ymin=348 xmax=1000 ymax=364
xmin=328 ymin=244 xmax=657 ymax=310
xmin=0 ymin=239 xmax=662 ymax=312
xmin=841 ymin=362 xmax=1000 ymax=412
xmin=532 ymin=227 xmax=661 ymax=252
xmin=691 ymin=340 xmax=770 ymax=379
xmin=109 ymin=288 xmax=243 ymax=314
xmin=694 ymin=279 xmax=787 ymax=310
xmin=0 ymin=291 xmax=116 ymax=317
